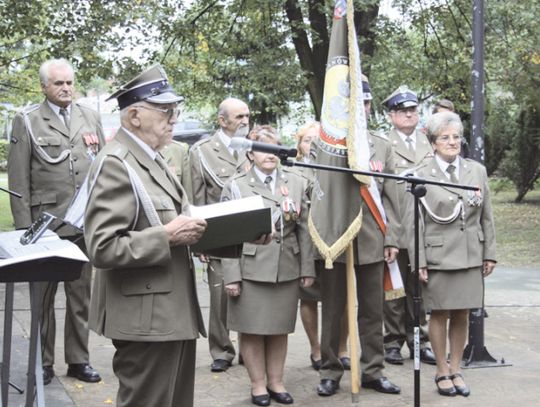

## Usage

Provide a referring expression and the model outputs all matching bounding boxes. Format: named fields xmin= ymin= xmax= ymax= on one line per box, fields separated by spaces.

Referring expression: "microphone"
xmin=230 ymin=137 xmax=297 ymax=159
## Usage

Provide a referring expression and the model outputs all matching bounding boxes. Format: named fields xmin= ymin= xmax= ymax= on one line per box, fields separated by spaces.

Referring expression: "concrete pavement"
xmin=1 ymin=266 xmax=539 ymax=406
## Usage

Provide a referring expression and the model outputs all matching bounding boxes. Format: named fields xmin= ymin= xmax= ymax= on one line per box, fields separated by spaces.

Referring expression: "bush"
xmin=0 ymin=139 xmax=8 ymax=171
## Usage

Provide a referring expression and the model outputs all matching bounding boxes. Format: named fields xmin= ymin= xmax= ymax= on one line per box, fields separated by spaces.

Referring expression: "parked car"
xmin=173 ymin=120 xmax=212 ymax=146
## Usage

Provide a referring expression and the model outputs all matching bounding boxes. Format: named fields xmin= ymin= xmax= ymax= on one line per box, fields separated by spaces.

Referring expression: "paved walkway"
xmin=1 ymin=266 xmax=539 ymax=406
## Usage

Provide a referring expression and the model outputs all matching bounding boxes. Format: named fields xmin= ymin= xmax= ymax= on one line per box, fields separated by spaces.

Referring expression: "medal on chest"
xmin=83 ymin=133 xmax=100 ymax=160
xmin=280 ymin=186 xmax=300 ymax=222
xmin=467 ymin=187 xmax=483 ymax=207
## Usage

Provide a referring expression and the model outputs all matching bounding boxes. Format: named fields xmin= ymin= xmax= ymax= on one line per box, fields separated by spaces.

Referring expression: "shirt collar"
xmin=253 ymin=166 xmax=277 ymax=193
xmin=122 ymin=126 xmax=157 ymax=160
xmin=396 ymin=129 xmax=416 ymax=145
xmin=435 ymin=153 xmax=460 ymax=179
xmin=47 ymin=100 xmax=71 ymax=119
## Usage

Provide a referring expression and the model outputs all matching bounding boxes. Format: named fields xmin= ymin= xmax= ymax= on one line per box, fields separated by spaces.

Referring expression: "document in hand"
xmin=188 ymin=195 xmax=272 ymax=253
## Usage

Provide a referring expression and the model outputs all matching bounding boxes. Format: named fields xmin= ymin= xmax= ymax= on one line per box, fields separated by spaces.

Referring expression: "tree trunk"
xmin=285 ymin=0 xmax=381 ymax=119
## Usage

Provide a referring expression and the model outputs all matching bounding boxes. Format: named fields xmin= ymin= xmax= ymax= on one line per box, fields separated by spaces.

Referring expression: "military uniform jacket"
xmin=161 ymin=140 xmax=193 ymax=203
xmin=412 ymin=158 xmax=496 ymax=270
xmin=189 ymin=131 xmax=248 ymax=206
xmin=84 ymin=129 xmax=205 ymax=342
xmin=8 ymin=101 xmax=104 ymax=236
xmin=221 ymin=167 xmax=315 ymax=285
xmin=387 ymin=129 xmax=434 ymax=248
xmin=352 ymin=133 xmax=401 ymax=265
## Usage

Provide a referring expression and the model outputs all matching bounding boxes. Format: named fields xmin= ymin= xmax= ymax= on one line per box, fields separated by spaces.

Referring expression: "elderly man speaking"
xmin=84 ymin=65 xmax=207 ymax=407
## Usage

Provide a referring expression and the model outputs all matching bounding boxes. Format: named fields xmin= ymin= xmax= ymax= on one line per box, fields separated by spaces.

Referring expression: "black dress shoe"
xmin=317 ymin=379 xmax=339 ymax=396
xmin=310 ymin=354 xmax=322 ymax=371
xmin=267 ymin=387 xmax=294 ymax=404
xmin=251 ymin=393 xmax=270 ymax=406
xmin=67 ymin=364 xmax=101 ymax=383
xmin=450 ymin=373 xmax=470 ymax=397
xmin=385 ymin=348 xmax=404 ymax=365
xmin=415 ymin=347 xmax=436 ymax=365
xmin=339 ymin=356 xmax=351 ymax=370
xmin=211 ymin=359 xmax=232 ymax=372
xmin=361 ymin=377 xmax=401 ymax=394
xmin=435 ymin=375 xmax=457 ymax=397
xmin=43 ymin=366 xmax=55 ymax=386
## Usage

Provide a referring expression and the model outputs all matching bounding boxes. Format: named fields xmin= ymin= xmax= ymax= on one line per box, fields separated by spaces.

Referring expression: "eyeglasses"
xmin=437 ymin=135 xmax=462 ymax=144
xmin=134 ymin=105 xmax=180 ymax=120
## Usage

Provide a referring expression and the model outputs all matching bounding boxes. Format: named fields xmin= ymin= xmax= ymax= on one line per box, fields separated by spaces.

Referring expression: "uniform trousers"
xmin=319 ymin=260 xmax=385 ymax=383
xmin=40 ymin=236 xmax=90 ymax=366
xmin=207 ymin=258 xmax=236 ymax=362
xmin=112 ymin=339 xmax=196 ymax=407
xmin=383 ymin=249 xmax=430 ymax=352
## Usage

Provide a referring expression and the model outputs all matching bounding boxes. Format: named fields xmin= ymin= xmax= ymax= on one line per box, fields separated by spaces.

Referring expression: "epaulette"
xmin=190 ymin=136 xmax=212 ymax=151
xmin=170 ymin=139 xmax=189 ymax=151
xmin=74 ymin=102 xmax=97 ymax=112
xmin=370 ymin=129 xmax=389 ymax=141
xmin=20 ymin=104 xmax=40 ymax=115
xmin=107 ymin=144 xmax=129 ymax=160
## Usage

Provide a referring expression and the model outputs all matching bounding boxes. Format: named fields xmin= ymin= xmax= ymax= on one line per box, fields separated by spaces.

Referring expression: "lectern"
xmin=0 ymin=231 xmax=87 ymax=407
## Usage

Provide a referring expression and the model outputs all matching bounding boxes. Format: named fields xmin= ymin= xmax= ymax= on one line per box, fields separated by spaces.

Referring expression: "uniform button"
xmin=71 ymin=144 xmax=75 ymax=148
xmin=73 ymin=156 xmax=78 ymax=161
xmin=276 ymin=238 xmax=281 ymax=243
xmin=75 ymin=171 xmax=79 ymax=175
xmin=146 ymin=283 xmax=152 ymax=289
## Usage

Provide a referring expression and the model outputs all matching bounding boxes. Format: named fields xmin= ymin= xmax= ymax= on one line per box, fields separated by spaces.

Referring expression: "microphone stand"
xmin=281 ymin=157 xmax=478 ymax=407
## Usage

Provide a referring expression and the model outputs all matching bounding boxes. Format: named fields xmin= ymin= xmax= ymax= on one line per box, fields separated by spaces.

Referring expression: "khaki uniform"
xmin=85 ymin=130 xmax=205 ymax=407
xmin=384 ymin=129 xmax=433 ymax=352
xmin=8 ymin=100 xmax=104 ymax=367
xmin=161 ymin=140 xmax=193 ymax=202
xmin=318 ymin=133 xmax=401 ymax=382
xmin=222 ymin=167 xmax=315 ymax=333
xmin=189 ymin=131 xmax=248 ymax=363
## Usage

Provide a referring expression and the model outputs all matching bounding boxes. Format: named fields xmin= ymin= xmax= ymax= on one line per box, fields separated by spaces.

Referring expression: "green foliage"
xmin=0 ymin=139 xmax=7 ymax=171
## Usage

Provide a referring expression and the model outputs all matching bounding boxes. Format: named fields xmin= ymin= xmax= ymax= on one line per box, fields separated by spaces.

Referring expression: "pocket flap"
xmin=35 ymin=136 xmax=61 ymax=146
xmin=242 ymin=243 xmax=257 ymax=256
xmin=425 ymin=235 xmax=443 ymax=247
xmin=120 ymin=267 xmax=172 ymax=295
xmin=151 ymin=195 xmax=175 ymax=211
xmin=30 ymin=193 xmax=57 ymax=206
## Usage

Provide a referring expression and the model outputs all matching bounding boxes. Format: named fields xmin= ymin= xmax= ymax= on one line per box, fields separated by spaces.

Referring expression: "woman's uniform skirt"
xmin=227 ymin=279 xmax=299 ymax=335
xmin=423 ymin=266 xmax=484 ymax=311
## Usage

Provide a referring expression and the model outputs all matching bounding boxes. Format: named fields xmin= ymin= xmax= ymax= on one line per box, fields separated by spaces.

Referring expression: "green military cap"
xmin=108 ymin=64 xmax=183 ymax=109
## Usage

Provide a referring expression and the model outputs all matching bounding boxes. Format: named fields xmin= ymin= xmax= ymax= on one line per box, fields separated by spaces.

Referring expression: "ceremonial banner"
xmin=308 ymin=0 xmax=371 ymax=269
xmin=308 ymin=0 xmax=405 ymax=299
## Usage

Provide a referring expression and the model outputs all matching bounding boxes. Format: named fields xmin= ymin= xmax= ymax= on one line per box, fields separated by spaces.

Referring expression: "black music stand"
xmin=281 ymin=157 xmax=478 ymax=407
xmin=0 ymin=234 xmax=86 ymax=407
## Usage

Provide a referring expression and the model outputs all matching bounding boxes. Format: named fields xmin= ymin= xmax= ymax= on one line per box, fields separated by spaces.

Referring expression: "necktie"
xmin=233 ymin=149 xmax=239 ymax=161
xmin=405 ymin=136 xmax=415 ymax=154
xmin=264 ymin=175 xmax=273 ymax=192
xmin=446 ymin=164 xmax=458 ymax=183
xmin=59 ymin=108 xmax=70 ymax=131
xmin=155 ymin=155 xmax=178 ymax=187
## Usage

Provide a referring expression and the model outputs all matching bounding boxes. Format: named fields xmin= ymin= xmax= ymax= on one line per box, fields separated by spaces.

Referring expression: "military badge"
xmin=467 ymin=187 xmax=483 ymax=207
xmin=369 ymin=159 xmax=383 ymax=172
xmin=83 ymin=133 xmax=100 ymax=159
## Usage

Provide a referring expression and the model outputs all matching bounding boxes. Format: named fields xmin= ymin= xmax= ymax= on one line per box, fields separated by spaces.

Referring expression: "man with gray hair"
xmin=189 ymin=97 xmax=250 ymax=372
xmin=84 ymin=64 xmax=208 ymax=407
xmin=8 ymin=58 xmax=104 ymax=384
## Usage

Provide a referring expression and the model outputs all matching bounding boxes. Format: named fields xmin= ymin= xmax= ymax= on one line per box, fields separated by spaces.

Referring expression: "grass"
xmin=1 ymin=173 xmax=539 ymax=268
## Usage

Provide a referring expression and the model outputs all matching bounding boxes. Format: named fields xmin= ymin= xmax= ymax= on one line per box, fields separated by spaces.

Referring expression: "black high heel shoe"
xmin=310 ymin=354 xmax=322 ymax=371
xmin=267 ymin=387 xmax=294 ymax=404
xmin=251 ymin=392 xmax=270 ymax=406
xmin=435 ymin=375 xmax=457 ymax=397
xmin=450 ymin=372 xmax=470 ymax=397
